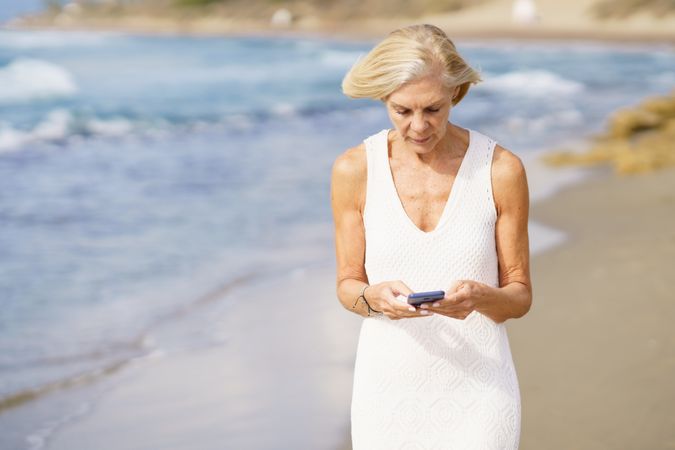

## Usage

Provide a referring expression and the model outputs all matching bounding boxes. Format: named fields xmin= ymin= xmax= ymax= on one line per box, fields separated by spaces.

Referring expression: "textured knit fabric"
xmin=351 ymin=128 xmax=521 ymax=450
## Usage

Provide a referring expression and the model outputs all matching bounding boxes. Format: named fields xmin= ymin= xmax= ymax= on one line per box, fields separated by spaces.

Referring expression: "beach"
xmin=7 ymin=0 xmax=675 ymax=43
xmin=0 ymin=21 xmax=674 ymax=450
xmin=511 ymin=165 xmax=675 ymax=450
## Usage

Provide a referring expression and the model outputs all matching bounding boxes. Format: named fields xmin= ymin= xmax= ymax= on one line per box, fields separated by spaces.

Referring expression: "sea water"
xmin=0 ymin=29 xmax=673 ymax=449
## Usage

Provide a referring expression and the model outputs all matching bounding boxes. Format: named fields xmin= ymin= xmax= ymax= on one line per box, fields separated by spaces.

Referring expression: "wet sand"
xmin=40 ymin=266 xmax=362 ymax=450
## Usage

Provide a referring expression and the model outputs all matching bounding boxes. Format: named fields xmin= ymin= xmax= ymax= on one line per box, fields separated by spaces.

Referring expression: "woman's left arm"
xmin=423 ymin=145 xmax=532 ymax=323
xmin=476 ymin=144 xmax=532 ymax=322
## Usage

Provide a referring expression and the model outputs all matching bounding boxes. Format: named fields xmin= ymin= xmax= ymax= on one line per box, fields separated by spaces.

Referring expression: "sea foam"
xmin=480 ymin=70 xmax=584 ymax=97
xmin=0 ymin=110 xmax=134 ymax=152
xmin=0 ymin=58 xmax=78 ymax=104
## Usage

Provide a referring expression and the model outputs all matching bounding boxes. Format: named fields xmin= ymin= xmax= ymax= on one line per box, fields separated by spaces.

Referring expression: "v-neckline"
xmin=384 ymin=128 xmax=473 ymax=236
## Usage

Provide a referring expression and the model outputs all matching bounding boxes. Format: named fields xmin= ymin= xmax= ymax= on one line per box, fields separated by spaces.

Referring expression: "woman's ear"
xmin=451 ymin=85 xmax=460 ymax=102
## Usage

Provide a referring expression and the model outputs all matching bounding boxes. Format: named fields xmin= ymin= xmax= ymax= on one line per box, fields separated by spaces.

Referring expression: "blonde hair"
xmin=341 ymin=24 xmax=481 ymax=105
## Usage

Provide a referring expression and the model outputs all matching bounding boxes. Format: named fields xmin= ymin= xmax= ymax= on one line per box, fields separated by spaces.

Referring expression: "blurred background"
xmin=0 ymin=1 xmax=673 ymax=449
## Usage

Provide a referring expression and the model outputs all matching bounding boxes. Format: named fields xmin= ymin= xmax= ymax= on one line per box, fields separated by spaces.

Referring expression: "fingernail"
xmin=432 ymin=303 xmax=440 ymax=307
xmin=408 ymin=307 xmax=416 ymax=312
xmin=420 ymin=310 xmax=429 ymax=315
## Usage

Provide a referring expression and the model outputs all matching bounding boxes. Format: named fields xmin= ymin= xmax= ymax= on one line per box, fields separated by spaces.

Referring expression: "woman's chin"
xmin=406 ymin=136 xmax=435 ymax=150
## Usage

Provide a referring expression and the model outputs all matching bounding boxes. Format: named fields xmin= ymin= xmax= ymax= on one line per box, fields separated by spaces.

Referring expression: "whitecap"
xmin=0 ymin=110 xmax=137 ymax=152
xmin=86 ymin=118 xmax=133 ymax=136
xmin=0 ymin=110 xmax=72 ymax=152
xmin=271 ymin=102 xmax=297 ymax=117
xmin=479 ymin=70 xmax=584 ymax=97
xmin=0 ymin=58 xmax=78 ymax=104
xmin=0 ymin=124 xmax=30 ymax=152
xmin=503 ymin=108 xmax=583 ymax=135
xmin=32 ymin=110 xmax=72 ymax=141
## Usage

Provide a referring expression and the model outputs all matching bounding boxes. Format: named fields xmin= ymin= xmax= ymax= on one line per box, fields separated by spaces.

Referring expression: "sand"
xmin=508 ymin=165 xmax=675 ymax=449
xmin=40 ymin=266 xmax=362 ymax=450
xmin=7 ymin=0 xmax=675 ymax=43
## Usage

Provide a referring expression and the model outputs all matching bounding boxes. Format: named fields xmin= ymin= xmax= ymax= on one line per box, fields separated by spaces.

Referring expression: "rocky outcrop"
xmin=543 ymin=90 xmax=675 ymax=174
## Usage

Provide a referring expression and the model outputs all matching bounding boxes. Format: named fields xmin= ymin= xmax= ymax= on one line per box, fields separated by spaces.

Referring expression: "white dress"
xmin=351 ymin=128 xmax=521 ymax=450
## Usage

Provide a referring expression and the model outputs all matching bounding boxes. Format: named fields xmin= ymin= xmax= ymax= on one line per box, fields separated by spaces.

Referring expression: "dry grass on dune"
xmin=40 ymin=0 xmax=491 ymax=20
xmin=162 ymin=0 xmax=490 ymax=17
xmin=592 ymin=0 xmax=675 ymax=18
xmin=543 ymin=90 xmax=675 ymax=175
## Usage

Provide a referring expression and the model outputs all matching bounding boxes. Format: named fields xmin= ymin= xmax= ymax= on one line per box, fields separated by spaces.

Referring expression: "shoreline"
xmin=4 ymin=0 xmax=675 ymax=46
xmin=6 ymin=22 xmax=675 ymax=49
xmin=6 ymin=22 xmax=675 ymax=46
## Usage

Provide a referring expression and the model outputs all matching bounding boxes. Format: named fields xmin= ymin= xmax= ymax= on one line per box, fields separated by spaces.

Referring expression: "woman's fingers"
xmin=369 ymin=280 xmax=440 ymax=320
xmin=390 ymin=280 xmax=414 ymax=297
xmin=426 ymin=289 xmax=474 ymax=319
xmin=382 ymin=295 xmax=432 ymax=319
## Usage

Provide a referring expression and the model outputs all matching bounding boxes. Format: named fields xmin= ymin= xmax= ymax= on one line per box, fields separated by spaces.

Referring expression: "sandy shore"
xmin=508 ymin=165 xmax=675 ymax=449
xmin=38 ymin=265 xmax=363 ymax=450
xmin=6 ymin=0 xmax=675 ymax=43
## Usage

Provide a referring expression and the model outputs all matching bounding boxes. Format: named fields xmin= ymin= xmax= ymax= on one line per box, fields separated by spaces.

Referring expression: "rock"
xmin=542 ymin=91 xmax=675 ymax=174
xmin=608 ymin=108 xmax=663 ymax=138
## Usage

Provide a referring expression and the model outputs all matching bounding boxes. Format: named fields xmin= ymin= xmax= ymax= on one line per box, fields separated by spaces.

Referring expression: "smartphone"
xmin=407 ymin=290 xmax=445 ymax=307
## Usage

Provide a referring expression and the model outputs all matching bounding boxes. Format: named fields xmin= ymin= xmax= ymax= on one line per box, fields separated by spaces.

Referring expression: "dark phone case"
xmin=407 ymin=290 xmax=445 ymax=306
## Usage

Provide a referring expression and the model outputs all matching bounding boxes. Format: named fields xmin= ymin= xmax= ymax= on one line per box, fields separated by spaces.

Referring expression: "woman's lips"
xmin=409 ymin=136 xmax=431 ymax=144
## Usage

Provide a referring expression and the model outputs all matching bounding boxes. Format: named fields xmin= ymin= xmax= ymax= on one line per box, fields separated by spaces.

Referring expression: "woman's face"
xmin=385 ymin=74 xmax=459 ymax=154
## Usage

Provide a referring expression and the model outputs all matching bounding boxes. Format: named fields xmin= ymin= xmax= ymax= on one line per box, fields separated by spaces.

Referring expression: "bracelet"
xmin=352 ymin=284 xmax=382 ymax=316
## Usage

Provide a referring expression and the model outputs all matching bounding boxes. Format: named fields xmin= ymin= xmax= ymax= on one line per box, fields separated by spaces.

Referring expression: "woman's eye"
xmin=427 ymin=108 xmax=440 ymax=113
xmin=395 ymin=110 xmax=409 ymax=115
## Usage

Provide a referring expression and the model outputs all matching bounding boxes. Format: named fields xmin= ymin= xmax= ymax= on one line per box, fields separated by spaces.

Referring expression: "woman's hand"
xmin=419 ymin=280 xmax=487 ymax=320
xmin=419 ymin=279 xmax=531 ymax=323
xmin=366 ymin=281 xmax=434 ymax=320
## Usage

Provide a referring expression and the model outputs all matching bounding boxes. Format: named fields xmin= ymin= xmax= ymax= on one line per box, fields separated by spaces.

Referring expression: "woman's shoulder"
xmin=331 ymin=142 xmax=367 ymax=211
xmin=490 ymin=142 xmax=528 ymax=215
xmin=332 ymin=128 xmax=387 ymax=184
xmin=331 ymin=142 xmax=367 ymax=189
xmin=492 ymin=143 xmax=526 ymax=181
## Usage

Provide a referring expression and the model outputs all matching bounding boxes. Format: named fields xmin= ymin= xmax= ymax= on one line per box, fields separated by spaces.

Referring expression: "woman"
xmin=330 ymin=25 xmax=532 ymax=449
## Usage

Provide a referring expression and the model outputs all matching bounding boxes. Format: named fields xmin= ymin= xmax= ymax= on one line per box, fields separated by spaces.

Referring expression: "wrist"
xmin=472 ymin=284 xmax=500 ymax=316
xmin=353 ymin=284 xmax=382 ymax=316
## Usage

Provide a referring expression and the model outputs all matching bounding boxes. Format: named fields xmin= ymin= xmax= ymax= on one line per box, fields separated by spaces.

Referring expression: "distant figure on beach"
xmin=512 ymin=0 xmax=539 ymax=24
xmin=331 ymin=24 xmax=532 ymax=449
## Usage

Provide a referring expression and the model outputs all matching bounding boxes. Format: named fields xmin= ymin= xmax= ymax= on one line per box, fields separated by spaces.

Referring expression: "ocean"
xmin=0 ymin=28 xmax=673 ymax=449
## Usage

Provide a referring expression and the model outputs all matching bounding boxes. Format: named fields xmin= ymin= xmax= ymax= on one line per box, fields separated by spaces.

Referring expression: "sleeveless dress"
xmin=351 ymin=128 xmax=521 ymax=450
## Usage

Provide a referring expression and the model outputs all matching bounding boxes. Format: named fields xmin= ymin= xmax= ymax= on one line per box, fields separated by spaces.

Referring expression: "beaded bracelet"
xmin=352 ymin=284 xmax=382 ymax=316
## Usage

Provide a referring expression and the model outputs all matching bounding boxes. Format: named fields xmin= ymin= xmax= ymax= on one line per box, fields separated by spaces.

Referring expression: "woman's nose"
xmin=410 ymin=113 xmax=427 ymax=133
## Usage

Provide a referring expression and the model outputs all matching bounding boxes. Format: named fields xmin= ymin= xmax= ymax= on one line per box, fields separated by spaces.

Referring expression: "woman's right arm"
xmin=330 ymin=144 xmax=425 ymax=320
